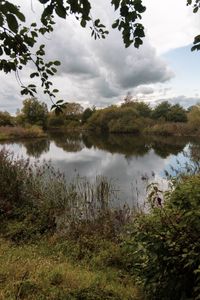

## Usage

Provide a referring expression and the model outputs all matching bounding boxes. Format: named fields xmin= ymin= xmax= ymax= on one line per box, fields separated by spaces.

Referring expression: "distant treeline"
xmin=1 ymin=97 xmax=200 ymax=136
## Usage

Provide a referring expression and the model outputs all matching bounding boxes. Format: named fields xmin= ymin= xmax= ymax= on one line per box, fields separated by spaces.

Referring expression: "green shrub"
xmin=122 ymin=176 xmax=200 ymax=299
xmin=48 ymin=114 xmax=65 ymax=127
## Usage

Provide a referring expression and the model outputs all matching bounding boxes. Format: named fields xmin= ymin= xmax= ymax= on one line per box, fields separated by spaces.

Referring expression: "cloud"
xmin=133 ymin=86 xmax=154 ymax=95
xmin=40 ymin=11 xmax=174 ymax=108
xmin=143 ymin=0 xmax=200 ymax=53
xmin=1 ymin=0 xmax=198 ymax=112
xmin=155 ymin=95 xmax=200 ymax=108
xmin=0 ymin=73 xmax=23 ymax=114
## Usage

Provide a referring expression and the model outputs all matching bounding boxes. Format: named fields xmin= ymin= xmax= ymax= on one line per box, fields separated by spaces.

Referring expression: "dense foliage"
xmin=0 ymin=111 xmax=13 ymax=126
xmin=85 ymin=100 xmax=189 ymax=135
xmin=1 ymin=98 xmax=200 ymax=137
xmin=122 ymin=177 xmax=200 ymax=299
xmin=16 ymin=98 xmax=48 ymax=128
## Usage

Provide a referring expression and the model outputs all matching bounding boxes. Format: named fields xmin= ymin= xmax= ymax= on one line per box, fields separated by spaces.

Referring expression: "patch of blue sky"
xmin=163 ymin=45 xmax=200 ymax=97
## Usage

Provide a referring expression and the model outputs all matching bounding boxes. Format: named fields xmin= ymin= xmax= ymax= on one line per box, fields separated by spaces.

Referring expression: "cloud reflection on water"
xmin=1 ymin=133 xmax=198 ymax=206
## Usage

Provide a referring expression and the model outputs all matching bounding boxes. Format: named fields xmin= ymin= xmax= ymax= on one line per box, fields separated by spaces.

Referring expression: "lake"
xmin=1 ymin=132 xmax=199 ymax=206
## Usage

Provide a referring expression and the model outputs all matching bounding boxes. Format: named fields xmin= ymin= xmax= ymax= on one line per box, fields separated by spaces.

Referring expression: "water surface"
xmin=1 ymin=132 xmax=199 ymax=206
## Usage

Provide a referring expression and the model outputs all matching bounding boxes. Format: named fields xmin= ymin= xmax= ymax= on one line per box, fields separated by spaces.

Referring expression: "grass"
xmin=0 ymin=149 xmax=200 ymax=300
xmin=1 ymin=148 xmax=199 ymax=299
xmin=0 ymin=238 xmax=141 ymax=300
xmin=0 ymin=148 xmax=142 ymax=299
xmin=0 ymin=126 xmax=47 ymax=140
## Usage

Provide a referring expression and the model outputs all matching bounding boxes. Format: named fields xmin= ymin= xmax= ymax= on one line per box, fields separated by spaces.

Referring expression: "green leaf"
xmin=51 ymin=67 xmax=57 ymax=73
xmin=4 ymin=2 xmax=25 ymax=22
xmin=112 ymin=19 xmax=119 ymax=29
xmin=55 ymin=106 xmax=63 ymax=115
xmin=55 ymin=4 xmax=66 ymax=18
xmin=56 ymin=99 xmax=64 ymax=104
xmin=0 ymin=13 xmax=4 ymax=27
xmin=6 ymin=14 xmax=19 ymax=33
xmin=15 ymin=10 xmax=25 ymax=22
xmin=80 ymin=18 xmax=86 ymax=27
xmin=30 ymin=72 xmax=39 ymax=78
xmin=120 ymin=5 xmax=129 ymax=17
xmin=39 ymin=0 xmax=49 ymax=3
xmin=111 ymin=0 xmax=121 ymax=10
xmin=54 ymin=61 xmax=61 ymax=66
xmin=194 ymin=35 xmax=200 ymax=44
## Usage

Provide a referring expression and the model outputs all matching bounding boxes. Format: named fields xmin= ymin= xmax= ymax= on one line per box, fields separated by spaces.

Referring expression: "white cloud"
xmin=143 ymin=0 xmax=200 ymax=53
xmin=0 ymin=0 xmax=199 ymax=112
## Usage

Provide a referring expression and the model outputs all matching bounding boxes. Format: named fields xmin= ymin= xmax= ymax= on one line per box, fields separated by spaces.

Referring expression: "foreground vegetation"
xmin=0 ymin=148 xmax=200 ymax=299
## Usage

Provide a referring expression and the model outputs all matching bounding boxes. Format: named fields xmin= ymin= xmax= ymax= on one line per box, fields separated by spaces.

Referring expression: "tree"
xmin=0 ymin=111 xmax=13 ymax=126
xmin=20 ymin=98 xmax=48 ymax=128
xmin=81 ymin=107 xmax=94 ymax=124
xmin=0 ymin=0 xmax=199 ymax=110
xmin=167 ymin=104 xmax=187 ymax=123
xmin=151 ymin=101 xmax=172 ymax=121
xmin=123 ymin=101 xmax=152 ymax=118
xmin=63 ymin=102 xmax=84 ymax=117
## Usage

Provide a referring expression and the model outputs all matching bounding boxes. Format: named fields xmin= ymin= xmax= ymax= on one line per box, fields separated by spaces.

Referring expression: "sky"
xmin=1 ymin=0 xmax=200 ymax=114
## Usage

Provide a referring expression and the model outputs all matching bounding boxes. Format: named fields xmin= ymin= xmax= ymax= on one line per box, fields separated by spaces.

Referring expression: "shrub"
xmin=48 ymin=114 xmax=65 ymax=127
xmin=122 ymin=176 xmax=200 ymax=300
xmin=188 ymin=106 xmax=200 ymax=130
xmin=0 ymin=125 xmax=46 ymax=140
xmin=145 ymin=122 xmax=194 ymax=136
xmin=0 ymin=111 xmax=13 ymax=126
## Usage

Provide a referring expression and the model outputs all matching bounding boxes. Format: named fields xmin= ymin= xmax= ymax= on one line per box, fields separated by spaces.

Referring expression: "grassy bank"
xmin=0 ymin=148 xmax=141 ymax=299
xmin=0 ymin=149 xmax=200 ymax=299
xmin=0 ymin=126 xmax=47 ymax=140
xmin=0 ymin=237 xmax=141 ymax=300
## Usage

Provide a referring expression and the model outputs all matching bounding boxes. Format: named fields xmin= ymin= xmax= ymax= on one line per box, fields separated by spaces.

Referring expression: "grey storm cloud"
xmin=45 ymin=23 xmax=99 ymax=79
xmin=1 ymin=0 xmax=175 ymax=112
xmin=133 ymin=85 xmax=154 ymax=95
xmin=92 ymin=31 xmax=174 ymax=91
xmin=43 ymin=10 xmax=174 ymax=106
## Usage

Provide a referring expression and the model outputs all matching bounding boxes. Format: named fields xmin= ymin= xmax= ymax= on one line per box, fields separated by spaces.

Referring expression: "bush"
xmin=0 ymin=111 xmax=13 ymax=126
xmin=145 ymin=122 xmax=194 ymax=136
xmin=48 ymin=114 xmax=65 ymax=127
xmin=188 ymin=106 xmax=200 ymax=130
xmin=0 ymin=125 xmax=46 ymax=140
xmin=122 ymin=176 xmax=200 ymax=299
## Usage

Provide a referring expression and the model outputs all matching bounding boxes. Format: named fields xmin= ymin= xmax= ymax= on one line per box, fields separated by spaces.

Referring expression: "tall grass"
xmin=0 ymin=148 xmax=129 ymax=242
